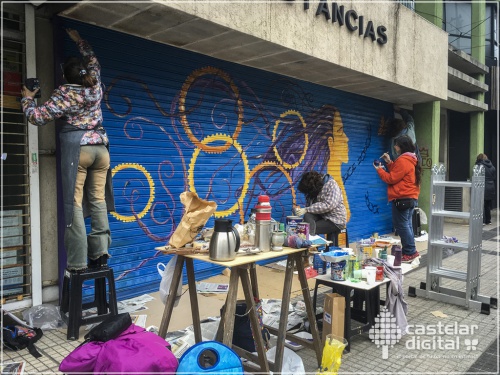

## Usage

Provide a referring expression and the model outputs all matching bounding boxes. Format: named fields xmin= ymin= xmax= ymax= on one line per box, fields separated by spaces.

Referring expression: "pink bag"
xmin=59 ymin=324 xmax=178 ymax=374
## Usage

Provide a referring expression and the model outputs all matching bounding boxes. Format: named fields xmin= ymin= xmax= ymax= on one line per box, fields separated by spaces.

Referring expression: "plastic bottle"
xmin=247 ymin=209 xmax=256 ymax=245
xmin=394 ymin=247 xmax=402 ymax=267
xmin=380 ymin=246 xmax=387 ymax=260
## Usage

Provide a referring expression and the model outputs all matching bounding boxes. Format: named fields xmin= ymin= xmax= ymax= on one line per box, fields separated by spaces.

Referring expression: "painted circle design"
xmin=243 ymin=161 xmax=297 ymax=223
xmin=188 ymin=134 xmax=249 ymax=217
xmin=111 ymin=163 xmax=155 ymax=222
xmin=273 ymin=110 xmax=308 ymax=169
xmin=179 ymin=67 xmax=244 ymax=153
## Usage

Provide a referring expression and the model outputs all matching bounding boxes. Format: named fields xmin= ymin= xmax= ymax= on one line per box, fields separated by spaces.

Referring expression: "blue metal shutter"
xmin=62 ymin=19 xmax=394 ymax=300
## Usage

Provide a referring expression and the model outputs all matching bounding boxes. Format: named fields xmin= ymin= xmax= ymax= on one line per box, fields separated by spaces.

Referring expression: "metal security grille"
xmin=1 ymin=8 xmax=31 ymax=303
xmin=444 ymin=187 xmax=463 ymax=212
xmin=63 ymin=19 xmax=395 ymax=300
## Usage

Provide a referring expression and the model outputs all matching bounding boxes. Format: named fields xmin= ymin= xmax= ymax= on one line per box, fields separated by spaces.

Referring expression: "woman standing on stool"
xmin=21 ymin=28 xmax=114 ymax=271
xmin=295 ymin=171 xmax=347 ymax=241
xmin=374 ymin=135 xmax=421 ymax=263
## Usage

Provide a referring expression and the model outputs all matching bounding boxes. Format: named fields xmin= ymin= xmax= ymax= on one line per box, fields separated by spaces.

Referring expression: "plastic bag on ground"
xmin=316 ymin=334 xmax=347 ymax=375
xmin=417 ymin=207 xmax=428 ymax=225
xmin=158 ymin=255 xmax=183 ymax=305
xmin=22 ymin=304 xmax=63 ymax=330
xmin=266 ymin=346 xmax=305 ymax=375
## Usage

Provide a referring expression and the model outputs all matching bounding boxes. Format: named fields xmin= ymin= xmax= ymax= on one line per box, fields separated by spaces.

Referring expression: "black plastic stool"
xmin=324 ymin=228 xmax=349 ymax=251
xmin=60 ymin=267 xmax=118 ymax=340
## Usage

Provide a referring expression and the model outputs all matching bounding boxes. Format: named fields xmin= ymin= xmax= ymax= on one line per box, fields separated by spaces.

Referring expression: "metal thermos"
xmin=255 ymin=220 xmax=271 ymax=252
xmin=209 ymin=219 xmax=240 ymax=261
xmin=254 ymin=195 xmax=272 ymax=252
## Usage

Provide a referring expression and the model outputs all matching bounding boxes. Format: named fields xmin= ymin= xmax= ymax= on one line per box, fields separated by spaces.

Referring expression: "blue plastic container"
xmin=313 ymin=254 xmax=327 ymax=275
xmin=177 ymin=341 xmax=243 ymax=374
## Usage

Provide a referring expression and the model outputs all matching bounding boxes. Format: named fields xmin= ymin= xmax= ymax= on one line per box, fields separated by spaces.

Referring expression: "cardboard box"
xmin=1 ymin=247 xmax=21 ymax=266
xmin=2 ymin=265 xmax=23 ymax=285
xmin=1 ymin=210 xmax=23 ymax=247
xmin=2 ymin=286 xmax=23 ymax=297
xmin=322 ymin=293 xmax=345 ymax=342
xmin=1 ymin=265 xmax=24 ymax=297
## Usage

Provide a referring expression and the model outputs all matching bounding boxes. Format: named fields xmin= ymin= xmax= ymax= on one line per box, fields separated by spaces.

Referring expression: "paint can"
xmin=331 ymin=260 xmax=347 ymax=281
xmin=285 ymin=216 xmax=301 ymax=236
xmin=296 ymin=222 xmax=310 ymax=240
xmin=177 ymin=341 xmax=243 ymax=373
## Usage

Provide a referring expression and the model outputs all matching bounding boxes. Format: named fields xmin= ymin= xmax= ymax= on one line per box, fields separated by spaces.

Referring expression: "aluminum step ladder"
xmin=409 ymin=164 xmax=496 ymax=314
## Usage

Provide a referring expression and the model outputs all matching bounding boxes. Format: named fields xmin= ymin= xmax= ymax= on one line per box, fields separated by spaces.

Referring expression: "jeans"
xmin=303 ymin=213 xmax=341 ymax=237
xmin=484 ymin=200 xmax=492 ymax=224
xmin=391 ymin=199 xmax=417 ymax=256
xmin=64 ymin=145 xmax=111 ymax=270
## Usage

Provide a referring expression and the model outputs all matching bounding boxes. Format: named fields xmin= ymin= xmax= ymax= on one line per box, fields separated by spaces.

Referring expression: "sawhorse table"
xmin=156 ymin=247 xmax=322 ymax=374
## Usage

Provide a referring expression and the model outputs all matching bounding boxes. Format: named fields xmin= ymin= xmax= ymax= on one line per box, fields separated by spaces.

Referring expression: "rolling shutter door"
xmin=2 ymin=9 xmax=32 ymax=303
xmin=62 ymin=19 xmax=394 ymax=300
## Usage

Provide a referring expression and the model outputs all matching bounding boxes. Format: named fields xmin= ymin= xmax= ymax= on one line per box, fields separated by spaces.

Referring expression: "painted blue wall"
xmin=60 ymin=20 xmax=394 ymax=300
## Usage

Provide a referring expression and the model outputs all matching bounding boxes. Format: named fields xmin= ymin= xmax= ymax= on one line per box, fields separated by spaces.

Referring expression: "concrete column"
xmin=414 ymin=1 xmax=443 ymax=27
xmin=25 ymin=4 xmax=43 ymax=307
xmin=413 ymin=102 xmax=440 ymax=230
xmin=470 ymin=1 xmax=486 ymax=171
xmin=413 ymin=2 xmax=443 ymax=228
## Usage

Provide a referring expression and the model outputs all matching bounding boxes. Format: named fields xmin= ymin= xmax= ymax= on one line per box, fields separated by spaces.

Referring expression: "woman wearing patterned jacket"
xmin=21 ymin=28 xmax=114 ymax=271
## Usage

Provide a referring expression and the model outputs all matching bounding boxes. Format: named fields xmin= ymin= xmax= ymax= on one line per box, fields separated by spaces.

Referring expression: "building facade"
xmin=1 ymin=0 xmax=493 ymax=308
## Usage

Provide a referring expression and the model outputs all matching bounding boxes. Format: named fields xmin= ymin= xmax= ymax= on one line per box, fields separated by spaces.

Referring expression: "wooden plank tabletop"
xmin=153 ymin=246 xmax=306 ymax=267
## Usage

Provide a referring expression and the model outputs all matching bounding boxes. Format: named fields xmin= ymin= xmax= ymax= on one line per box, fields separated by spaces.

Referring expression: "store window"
xmin=485 ymin=4 xmax=498 ymax=61
xmin=445 ymin=2 xmax=498 ymax=61
xmin=445 ymin=2 xmax=472 ymax=55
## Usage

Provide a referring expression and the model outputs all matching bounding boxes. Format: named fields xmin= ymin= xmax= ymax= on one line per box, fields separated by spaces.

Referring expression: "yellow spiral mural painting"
xmin=111 ymin=163 xmax=155 ymax=223
xmin=188 ymin=134 xmax=249 ymax=218
xmin=179 ymin=67 xmax=244 ymax=153
xmin=273 ymin=110 xmax=309 ymax=169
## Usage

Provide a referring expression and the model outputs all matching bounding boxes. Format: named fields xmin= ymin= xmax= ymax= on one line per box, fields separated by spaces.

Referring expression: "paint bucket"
xmin=330 ymin=260 xmax=347 ymax=281
xmin=177 ymin=341 xmax=243 ymax=374
xmin=285 ymin=216 xmax=301 ymax=236
xmin=296 ymin=222 xmax=310 ymax=240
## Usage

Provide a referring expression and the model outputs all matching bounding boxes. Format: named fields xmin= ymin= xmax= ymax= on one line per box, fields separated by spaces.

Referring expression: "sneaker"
xmin=402 ymin=252 xmax=420 ymax=263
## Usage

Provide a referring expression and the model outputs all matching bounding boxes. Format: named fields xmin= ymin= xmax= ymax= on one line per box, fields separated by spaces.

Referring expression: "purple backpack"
xmin=59 ymin=324 xmax=178 ymax=374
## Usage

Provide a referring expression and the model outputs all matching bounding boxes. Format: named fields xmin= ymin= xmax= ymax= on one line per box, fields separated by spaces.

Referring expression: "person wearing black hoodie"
xmin=475 ymin=154 xmax=496 ymax=225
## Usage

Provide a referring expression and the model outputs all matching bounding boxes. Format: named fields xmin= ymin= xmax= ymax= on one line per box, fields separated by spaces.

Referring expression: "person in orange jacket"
xmin=374 ymin=135 xmax=422 ymax=262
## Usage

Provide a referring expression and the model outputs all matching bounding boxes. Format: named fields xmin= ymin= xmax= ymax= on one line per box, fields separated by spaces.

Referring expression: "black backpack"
xmin=2 ymin=309 xmax=43 ymax=358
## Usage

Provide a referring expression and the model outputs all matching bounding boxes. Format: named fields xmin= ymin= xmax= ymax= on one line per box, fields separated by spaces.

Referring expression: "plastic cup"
xmin=387 ymin=255 xmax=395 ymax=267
xmin=353 ymin=270 xmax=363 ymax=279
xmin=365 ymin=266 xmax=376 ymax=285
